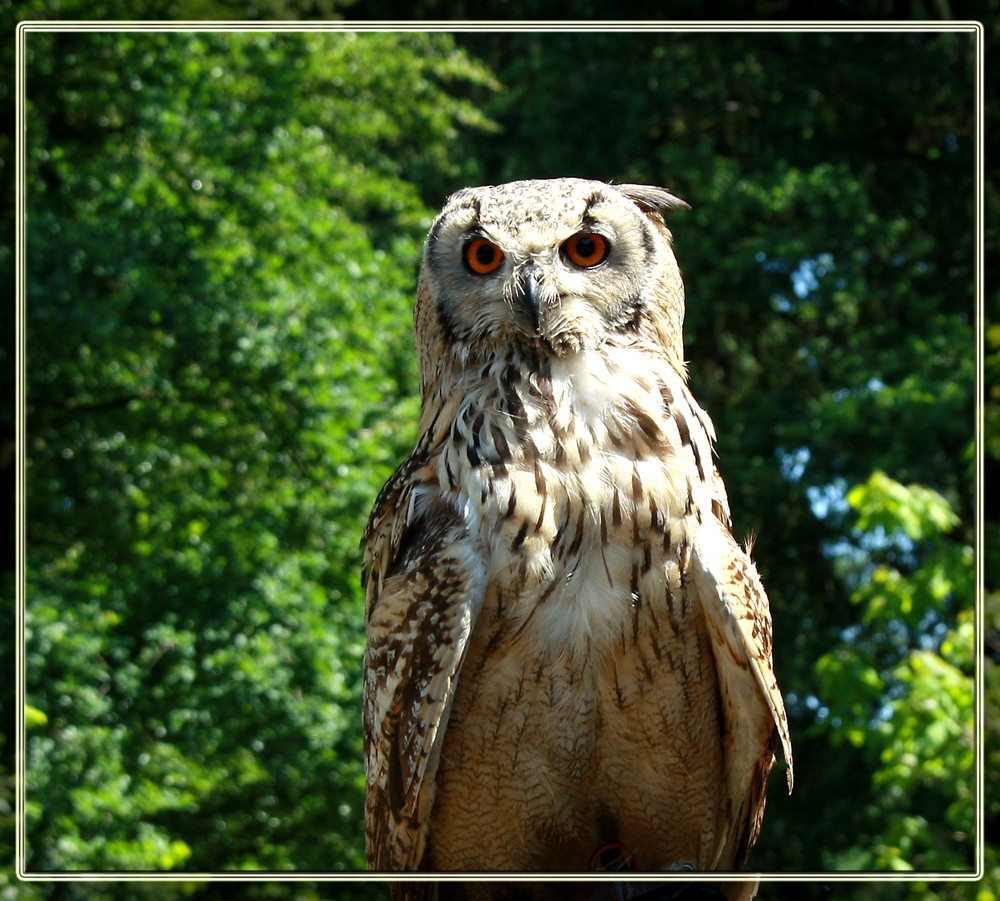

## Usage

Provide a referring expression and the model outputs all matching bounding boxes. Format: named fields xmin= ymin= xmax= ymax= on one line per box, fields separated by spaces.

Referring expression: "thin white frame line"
xmin=15 ymin=19 xmax=985 ymax=31
xmin=14 ymin=19 xmax=985 ymax=886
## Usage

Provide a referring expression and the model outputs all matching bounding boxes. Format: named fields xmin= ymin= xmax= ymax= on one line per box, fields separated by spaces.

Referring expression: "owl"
xmin=362 ymin=178 xmax=793 ymax=901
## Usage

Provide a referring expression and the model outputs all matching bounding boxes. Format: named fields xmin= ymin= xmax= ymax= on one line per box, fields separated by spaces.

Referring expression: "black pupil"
xmin=576 ymin=236 xmax=596 ymax=258
xmin=475 ymin=243 xmax=496 ymax=267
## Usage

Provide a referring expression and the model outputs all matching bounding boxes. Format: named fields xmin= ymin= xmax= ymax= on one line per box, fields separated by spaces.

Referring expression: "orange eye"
xmin=563 ymin=232 xmax=609 ymax=268
xmin=463 ymin=238 xmax=505 ymax=274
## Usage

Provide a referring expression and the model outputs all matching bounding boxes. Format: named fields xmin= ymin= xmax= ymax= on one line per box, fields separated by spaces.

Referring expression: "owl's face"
xmin=419 ymin=178 xmax=688 ymax=361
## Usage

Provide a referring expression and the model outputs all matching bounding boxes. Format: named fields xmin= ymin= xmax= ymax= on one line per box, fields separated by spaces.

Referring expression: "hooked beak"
xmin=518 ymin=263 xmax=544 ymax=334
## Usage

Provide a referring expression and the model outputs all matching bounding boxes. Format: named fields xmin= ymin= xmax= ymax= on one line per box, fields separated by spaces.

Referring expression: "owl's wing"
xmin=362 ymin=461 xmax=485 ymax=872
xmin=689 ymin=522 xmax=794 ymax=869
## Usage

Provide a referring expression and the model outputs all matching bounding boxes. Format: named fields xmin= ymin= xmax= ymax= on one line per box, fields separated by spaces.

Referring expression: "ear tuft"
xmin=615 ymin=184 xmax=690 ymax=219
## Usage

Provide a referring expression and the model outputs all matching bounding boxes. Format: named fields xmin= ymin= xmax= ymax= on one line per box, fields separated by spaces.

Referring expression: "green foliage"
xmin=815 ymin=474 xmax=974 ymax=874
xmin=848 ymin=473 xmax=961 ymax=544
xmin=21 ymin=28 xmax=494 ymax=884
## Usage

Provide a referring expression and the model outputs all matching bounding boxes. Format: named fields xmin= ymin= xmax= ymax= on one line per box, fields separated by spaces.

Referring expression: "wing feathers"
xmin=363 ymin=499 xmax=484 ymax=871
xmin=690 ymin=523 xmax=794 ymax=867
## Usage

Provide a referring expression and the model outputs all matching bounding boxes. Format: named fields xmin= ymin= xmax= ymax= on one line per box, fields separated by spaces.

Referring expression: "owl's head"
xmin=415 ymin=177 xmax=689 ymax=391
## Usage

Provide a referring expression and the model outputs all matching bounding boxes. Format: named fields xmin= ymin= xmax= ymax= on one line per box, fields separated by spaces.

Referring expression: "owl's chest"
xmin=438 ymin=349 xmax=713 ymax=656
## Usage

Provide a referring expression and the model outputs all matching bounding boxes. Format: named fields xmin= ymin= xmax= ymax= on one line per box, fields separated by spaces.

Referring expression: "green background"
xmin=4 ymin=4 xmax=995 ymax=900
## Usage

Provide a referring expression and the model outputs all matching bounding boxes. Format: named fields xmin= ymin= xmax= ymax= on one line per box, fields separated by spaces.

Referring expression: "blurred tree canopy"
xmin=12 ymin=23 xmax=498 ymax=900
xmin=4 ymin=7 xmax=992 ymax=901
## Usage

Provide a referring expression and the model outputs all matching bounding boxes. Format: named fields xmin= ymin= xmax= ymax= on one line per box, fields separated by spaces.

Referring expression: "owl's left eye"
xmin=563 ymin=232 xmax=610 ymax=268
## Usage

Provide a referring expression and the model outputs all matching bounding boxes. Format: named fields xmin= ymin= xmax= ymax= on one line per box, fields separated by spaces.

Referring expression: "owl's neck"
xmin=432 ymin=342 xmax=705 ymax=465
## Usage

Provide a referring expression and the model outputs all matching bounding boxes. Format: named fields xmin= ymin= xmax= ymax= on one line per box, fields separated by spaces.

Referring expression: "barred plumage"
xmin=362 ymin=178 xmax=792 ymax=901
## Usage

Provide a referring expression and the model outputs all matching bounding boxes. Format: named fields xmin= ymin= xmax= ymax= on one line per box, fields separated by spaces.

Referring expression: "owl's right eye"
xmin=463 ymin=238 xmax=505 ymax=275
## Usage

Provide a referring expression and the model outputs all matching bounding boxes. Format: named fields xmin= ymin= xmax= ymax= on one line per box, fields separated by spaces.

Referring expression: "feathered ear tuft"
xmin=615 ymin=184 xmax=690 ymax=219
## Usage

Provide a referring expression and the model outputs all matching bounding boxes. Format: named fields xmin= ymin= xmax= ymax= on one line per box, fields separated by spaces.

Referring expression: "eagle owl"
xmin=362 ymin=178 xmax=793 ymax=900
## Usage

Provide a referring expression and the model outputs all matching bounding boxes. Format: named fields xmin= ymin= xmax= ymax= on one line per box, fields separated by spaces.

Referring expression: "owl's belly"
xmin=425 ymin=558 xmax=727 ymax=873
